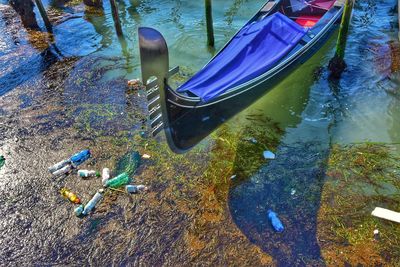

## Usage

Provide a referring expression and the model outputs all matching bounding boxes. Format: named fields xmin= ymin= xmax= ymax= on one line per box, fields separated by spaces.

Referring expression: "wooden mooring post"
xmin=34 ymin=0 xmax=52 ymax=32
xmin=328 ymin=0 xmax=354 ymax=79
xmin=205 ymin=0 xmax=214 ymax=47
xmin=109 ymin=0 xmax=123 ymax=37
xmin=9 ymin=0 xmax=39 ymax=30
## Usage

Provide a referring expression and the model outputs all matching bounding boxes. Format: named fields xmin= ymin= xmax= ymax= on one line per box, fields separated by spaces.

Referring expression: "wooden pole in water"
xmin=328 ymin=0 xmax=354 ymax=78
xmin=335 ymin=0 xmax=353 ymax=60
xmin=109 ymin=0 xmax=123 ymax=37
xmin=205 ymin=0 xmax=215 ymax=47
xmin=9 ymin=0 xmax=40 ymax=30
xmin=34 ymin=0 xmax=52 ymax=32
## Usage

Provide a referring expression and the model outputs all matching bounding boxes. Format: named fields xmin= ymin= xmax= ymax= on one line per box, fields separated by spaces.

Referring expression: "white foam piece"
xmin=371 ymin=207 xmax=400 ymax=223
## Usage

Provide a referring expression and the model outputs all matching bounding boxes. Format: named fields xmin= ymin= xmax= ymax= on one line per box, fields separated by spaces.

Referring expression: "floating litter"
xmin=52 ymin=164 xmax=72 ymax=176
xmin=70 ymin=149 xmax=91 ymax=167
xmin=82 ymin=189 xmax=104 ymax=216
xmin=74 ymin=204 xmax=84 ymax=217
xmin=60 ymin=188 xmax=81 ymax=204
xmin=263 ymin=150 xmax=276 ymax=159
xmin=126 ymin=185 xmax=148 ymax=194
xmin=267 ymin=209 xmax=284 ymax=232
xmin=78 ymin=170 xmax=100 ymax=178
xmin=105 ymin=172 xmax=131 ymax=188
xmin=48 ymin=158 xmax=69 ymax=173
xmin=102 ymin=168 xmax=111 ymax=185
xmin=371 ymin=207 xmax=400 ymax=223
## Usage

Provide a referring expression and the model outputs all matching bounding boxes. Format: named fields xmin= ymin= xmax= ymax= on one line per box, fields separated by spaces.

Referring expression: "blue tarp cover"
xmin=177 ymin=12 xmax=308 ymax=102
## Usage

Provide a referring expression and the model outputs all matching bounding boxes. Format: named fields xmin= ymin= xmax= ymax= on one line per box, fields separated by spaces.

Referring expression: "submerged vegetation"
xmin=319 ymin=143 xmax=400 ymax=266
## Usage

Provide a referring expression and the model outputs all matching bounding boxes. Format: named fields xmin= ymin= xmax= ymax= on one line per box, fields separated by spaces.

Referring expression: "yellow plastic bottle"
xmin=60 ymin=188 xmax=81 ymax=204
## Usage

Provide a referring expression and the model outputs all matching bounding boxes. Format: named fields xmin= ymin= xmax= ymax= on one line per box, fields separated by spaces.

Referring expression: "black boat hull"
xmin=139 ymin=2 xmax=344 ymax=153
xmin=164 ymin=17 xmax=341 ymax=152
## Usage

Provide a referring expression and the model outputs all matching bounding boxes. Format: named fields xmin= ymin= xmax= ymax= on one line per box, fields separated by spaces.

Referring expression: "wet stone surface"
xmin=0 ymin=53 xmax=275 ymax=266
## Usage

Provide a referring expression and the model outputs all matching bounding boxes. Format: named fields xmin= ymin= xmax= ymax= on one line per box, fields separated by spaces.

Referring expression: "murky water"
xmin=0 ymin=0 xmax=399 ymax=266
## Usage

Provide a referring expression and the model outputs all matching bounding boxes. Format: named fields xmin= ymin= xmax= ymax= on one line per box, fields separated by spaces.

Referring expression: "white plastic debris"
xmin=126 ymin=185 xmax=148 ymax=194
xmin=230 ymin=175 xmax=237 ymax=180
xmin=371 ymin=207 xmax=400 ymax=223
xmin=373 ymin=229 xmax=380 ymax=240
xmin=142 ymin=154 xmax=151 ymax=159
xmin=290 ymin=189 xmax=296 ymax=196
xmin=101 ymin=168 xmax=111 ymax=185
xmin=263 ymin=150 xmax=276 ymax=160
xmin=243 ymin=137 xmax=257 ymax=144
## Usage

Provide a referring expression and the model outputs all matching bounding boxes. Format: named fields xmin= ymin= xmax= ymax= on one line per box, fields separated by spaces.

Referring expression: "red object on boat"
xmin=296 ymin=15 xmax=322 ymax=27
xmin=295 ymin=0 xmax=336 ymax=27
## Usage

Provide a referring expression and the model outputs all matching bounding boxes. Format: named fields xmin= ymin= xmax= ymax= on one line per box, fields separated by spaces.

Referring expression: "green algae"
xmin=203 ymin=113 xmax=283 ymax=190
xmin=318 ymin=143 xmax=400 ymax=266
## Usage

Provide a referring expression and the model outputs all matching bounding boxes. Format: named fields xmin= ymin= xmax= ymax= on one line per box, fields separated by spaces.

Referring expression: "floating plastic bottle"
xmin=101 ymin=168 xmax=110 ymax=185
xmin=49 ymin=159 xmax=70 ymax=173
xmin=70 ymin=149 xmax=91 ymax=167
xmin=78 ymin=170 xmax=100 ymax=178
xmin=82 ymin=189 xmax=104 ymax=216
xmin=52 ymin=164 xmax=72 ymax=176
xmin=267 ymin=209 xmax=284 ymax=232
xmin=126 ymin=185 xmax=148 ymax=194
xmin=263 ymin=150 xmax=276 ymax=160
xmin=74 ymin=204 xmax=84 ymax=217
xmin=60 ymin=188 xmax=81 ymax=204
xmin=104 ymin=172 xmax=131 ymax=188
xmin=373 ymin=229 xmax=380 ymax=241
xmin=0 ymin=155 xmax=5 ymax=170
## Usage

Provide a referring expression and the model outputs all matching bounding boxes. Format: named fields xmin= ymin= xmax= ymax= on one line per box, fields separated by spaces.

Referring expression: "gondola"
xmin=138 ymin=0 xmax=345 ymax=153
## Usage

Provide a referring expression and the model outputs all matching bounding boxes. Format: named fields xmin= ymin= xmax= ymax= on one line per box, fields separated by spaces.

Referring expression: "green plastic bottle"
xmin=0 ymin=155 xmax=5 ymax=170
xmin=105 ymin=172 xmax=131 ymax=188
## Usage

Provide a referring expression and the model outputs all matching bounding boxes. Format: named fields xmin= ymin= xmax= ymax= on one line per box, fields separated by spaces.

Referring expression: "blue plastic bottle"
xmin=70 ymin=149 xmax=91 ymax=167
xmin=267 ymin=209 xmax=284 ymax=232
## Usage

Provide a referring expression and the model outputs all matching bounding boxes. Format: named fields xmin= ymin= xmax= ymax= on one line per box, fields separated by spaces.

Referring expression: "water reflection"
xmin=228 ymin=60 xmax=337 ymax=266
xmin=228 ymin=1 xmax=399 ymax=265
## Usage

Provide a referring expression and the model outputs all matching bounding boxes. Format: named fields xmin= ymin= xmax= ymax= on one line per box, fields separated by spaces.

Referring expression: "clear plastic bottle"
xmin=82 ymin=189 xmax=104 ymax=215
xmin=74 ymin=204 xmax=84 ymax=216
xmin=48 ymin=159 xmax=70 ymax=173
xmin=126 ymin=185 xmax=148 ymax=194
xmin=52 ymin=164 xmax=72 ymax=176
